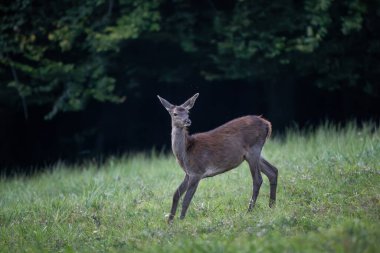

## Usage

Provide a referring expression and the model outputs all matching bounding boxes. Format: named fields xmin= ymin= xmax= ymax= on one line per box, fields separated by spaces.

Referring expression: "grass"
xmin=0 ymin=122 xmax=379 ymax=253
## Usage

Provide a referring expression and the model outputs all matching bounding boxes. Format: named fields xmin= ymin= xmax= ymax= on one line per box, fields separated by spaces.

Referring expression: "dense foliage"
xmin=1 ymin=0 xmax=379 ymax=119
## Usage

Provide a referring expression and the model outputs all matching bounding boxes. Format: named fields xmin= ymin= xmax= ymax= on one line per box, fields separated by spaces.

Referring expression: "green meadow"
xmin=1 ymin=123 xmax=379 ymax=253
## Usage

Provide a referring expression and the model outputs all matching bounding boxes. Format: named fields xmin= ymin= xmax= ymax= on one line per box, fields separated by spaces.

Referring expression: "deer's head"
xmin=157 ymin=93 xmax=199 ymax=128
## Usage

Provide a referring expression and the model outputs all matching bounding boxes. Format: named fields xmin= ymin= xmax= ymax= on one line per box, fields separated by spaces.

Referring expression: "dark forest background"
xmin=1 ymin=0 xmax=379 ymax=171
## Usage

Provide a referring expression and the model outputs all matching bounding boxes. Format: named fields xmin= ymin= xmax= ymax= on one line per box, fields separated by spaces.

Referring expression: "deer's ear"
xmin=181 ymin=93 xmax=199 ymax=110
xmin=157 ymin=95 xmax=174 ymax=111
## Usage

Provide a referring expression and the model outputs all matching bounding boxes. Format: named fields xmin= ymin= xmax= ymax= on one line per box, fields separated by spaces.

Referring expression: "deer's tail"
xmin=259 ymin=115 xmax=272 ymax=140
xmin=266 ymin=120 xmax=272 ymax=140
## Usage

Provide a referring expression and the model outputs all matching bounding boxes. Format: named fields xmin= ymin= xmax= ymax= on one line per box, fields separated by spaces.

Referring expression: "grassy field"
xmin=1 ymin=123 xmax=379 ymax=253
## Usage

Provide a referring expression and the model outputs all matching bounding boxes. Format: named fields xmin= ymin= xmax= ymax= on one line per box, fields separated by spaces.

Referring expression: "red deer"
xmin=157 ymin=93 xmax=278 ymax=223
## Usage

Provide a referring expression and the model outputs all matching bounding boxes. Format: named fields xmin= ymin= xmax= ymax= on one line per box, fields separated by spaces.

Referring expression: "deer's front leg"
xmin=180 ymin=176 xmax=201 ymax=220
xmin=168 ymin=175 xmax=189 ymax=223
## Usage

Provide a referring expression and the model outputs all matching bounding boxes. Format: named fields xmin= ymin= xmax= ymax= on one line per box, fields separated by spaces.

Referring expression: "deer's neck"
xmin=171 ymin=126 xmax=189 ymax=167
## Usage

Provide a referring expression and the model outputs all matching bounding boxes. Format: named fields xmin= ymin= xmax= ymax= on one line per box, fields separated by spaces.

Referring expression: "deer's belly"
xmin=201 ymin=154 xmax=244 ymax=177
xmin=202 ymin=164 xmax=240 ymax=178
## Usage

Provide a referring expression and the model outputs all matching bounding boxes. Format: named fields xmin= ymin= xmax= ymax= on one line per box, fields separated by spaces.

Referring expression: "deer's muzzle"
xmin=184 ymin=119 xmax=191 ymax=127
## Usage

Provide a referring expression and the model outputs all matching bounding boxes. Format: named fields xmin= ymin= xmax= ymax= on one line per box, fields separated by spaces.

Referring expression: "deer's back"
xmin=192 ymin=115 xmax=270 ymax=145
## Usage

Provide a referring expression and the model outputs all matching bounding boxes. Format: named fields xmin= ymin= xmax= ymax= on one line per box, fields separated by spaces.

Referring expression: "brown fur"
xmin=185 ymin=116 xmax=270 ymax=177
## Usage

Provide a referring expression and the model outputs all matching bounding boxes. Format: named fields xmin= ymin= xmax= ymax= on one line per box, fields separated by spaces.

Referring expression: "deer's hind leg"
xmin=245 ymin=147 xmax=263 ymax=212
xmin=260 ymin=157 xmax=278 ymax=208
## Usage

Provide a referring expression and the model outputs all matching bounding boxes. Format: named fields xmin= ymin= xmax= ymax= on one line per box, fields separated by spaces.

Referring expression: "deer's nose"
xmin=184 ymin=119 xmax=191 ymax=126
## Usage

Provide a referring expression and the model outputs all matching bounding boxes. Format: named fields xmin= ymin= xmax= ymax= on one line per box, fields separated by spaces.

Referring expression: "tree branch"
xmin=10 ymin=63 xmax=28 ymax=120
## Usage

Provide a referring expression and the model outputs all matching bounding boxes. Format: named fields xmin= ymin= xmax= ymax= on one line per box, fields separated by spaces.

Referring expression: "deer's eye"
xmin=173 ymin=113 xmax=178 ymax=116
